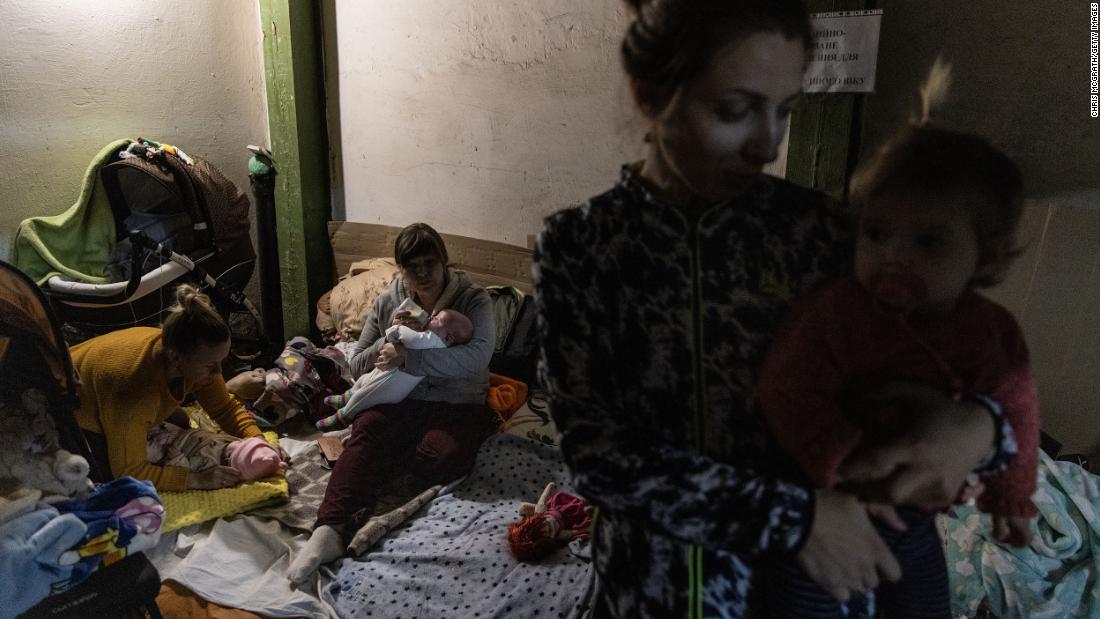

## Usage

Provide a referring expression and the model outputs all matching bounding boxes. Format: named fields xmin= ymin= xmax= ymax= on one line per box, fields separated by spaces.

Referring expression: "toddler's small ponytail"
xmin=849 ymin=55 xmax=1025 ymax=289
xmin=916 ymin=55 xmax=952 ymax=126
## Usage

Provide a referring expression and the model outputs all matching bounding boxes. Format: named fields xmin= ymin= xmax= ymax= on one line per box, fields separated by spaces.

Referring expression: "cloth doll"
xmin=507 ymin=482 xmax=592 ymax=562
xmin=225 ymin=368 xmax=267 ymax=402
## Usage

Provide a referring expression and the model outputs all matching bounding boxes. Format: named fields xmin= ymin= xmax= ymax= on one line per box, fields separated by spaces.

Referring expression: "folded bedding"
xmin=250 ymin=437 xmax=331 ymax=531
xmin=159 ymin=432 xmax=288 ymax=532
xmin=152 ymin=516 xmax=338 ymax=619
xmin=945 ymin=450 xmax=1100 ymax=618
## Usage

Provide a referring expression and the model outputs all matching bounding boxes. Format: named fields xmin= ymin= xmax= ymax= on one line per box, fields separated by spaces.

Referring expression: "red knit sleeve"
xmin=758 ymin=285 xmax=863 ymax=489
xmin=975 ymin=308 xmax=1040 ymax=518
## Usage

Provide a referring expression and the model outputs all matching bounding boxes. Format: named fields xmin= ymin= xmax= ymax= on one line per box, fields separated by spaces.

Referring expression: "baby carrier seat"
xmin=0 ymin=260 xmax=163 ymax=618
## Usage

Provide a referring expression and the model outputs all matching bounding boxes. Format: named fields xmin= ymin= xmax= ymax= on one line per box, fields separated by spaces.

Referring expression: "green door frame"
xmin=258 ymin=0 xmax=332 ymax=340
xmin=785 ymin=0 xmax=874 ymax=200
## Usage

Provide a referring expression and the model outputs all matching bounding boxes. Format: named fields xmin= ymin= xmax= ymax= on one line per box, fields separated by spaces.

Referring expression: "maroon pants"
xmin=314 ymin=399 xmax=498 ymax=530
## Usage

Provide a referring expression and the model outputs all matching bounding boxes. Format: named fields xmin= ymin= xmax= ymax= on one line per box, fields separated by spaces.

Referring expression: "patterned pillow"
xmin=501 ymin=390 xmax=559 ymax=447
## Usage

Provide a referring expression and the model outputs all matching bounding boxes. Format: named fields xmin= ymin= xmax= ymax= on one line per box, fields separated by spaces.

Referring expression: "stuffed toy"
xmin=250 ymin=337 xmax=351 ymax=427
xmin=226 ymin=368 xmax=267 ymax=403
xmin=507 ymin=482 xmax=592 ymax=562
xmin=0 ymin=388 xmax=93 ymax=513
xmin=348 ymin=484 xmax=442 ymax=556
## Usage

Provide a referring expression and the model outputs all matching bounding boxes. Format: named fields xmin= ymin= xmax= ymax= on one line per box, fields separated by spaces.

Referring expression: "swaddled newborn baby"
xmin=314 ymin=305 xmax=474 ymax=430
xmin=146 ymin=421 xmax=285 ymax=482
xmin=387 ymin=307 xmax=474 ymax=347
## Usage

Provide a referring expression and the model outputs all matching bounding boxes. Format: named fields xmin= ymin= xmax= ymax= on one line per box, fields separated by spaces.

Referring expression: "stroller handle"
xmin=44 ymin=231 xmax=154 ymax=302
xmin=46 ymin=231 xmax=264 ymax=340
xmin=46 ymin=261 xmax=191 ymax=307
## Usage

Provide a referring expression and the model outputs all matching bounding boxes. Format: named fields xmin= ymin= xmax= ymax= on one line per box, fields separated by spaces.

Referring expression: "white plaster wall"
xmin=0 ymin=0 xmax=269 ymax=262
xmin=860 ymin=3 xmax=1100 ymax=453
xmin=331 ymin=1 xmax=639 ymax=246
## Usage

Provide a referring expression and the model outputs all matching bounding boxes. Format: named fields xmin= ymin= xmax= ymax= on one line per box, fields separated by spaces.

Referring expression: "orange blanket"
xmin=487 ymin=373 xmax=528 ymax=422
xmin=156 ymin=581 xmax=268 ymax=619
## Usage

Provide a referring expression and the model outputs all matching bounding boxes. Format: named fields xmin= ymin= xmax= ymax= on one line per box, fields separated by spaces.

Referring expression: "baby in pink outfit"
xmin=147 ymin=422 xmax=285 ymax=482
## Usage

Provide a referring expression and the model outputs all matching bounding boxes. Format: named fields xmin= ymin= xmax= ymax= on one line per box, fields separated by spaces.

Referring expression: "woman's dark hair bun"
xmin=621 ymin=0 xmax=812 ymax=116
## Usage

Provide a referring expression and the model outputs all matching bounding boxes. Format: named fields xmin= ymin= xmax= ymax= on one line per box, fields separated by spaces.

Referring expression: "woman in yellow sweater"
xmin=72 ymin=284 xmax=263 ymax=492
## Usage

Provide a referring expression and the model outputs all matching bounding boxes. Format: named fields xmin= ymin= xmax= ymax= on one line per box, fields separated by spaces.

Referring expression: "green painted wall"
xmin=785 ymin=0 xmax=871 ymax=200
xmin=259 ymin=0 xmax=332 ymax=339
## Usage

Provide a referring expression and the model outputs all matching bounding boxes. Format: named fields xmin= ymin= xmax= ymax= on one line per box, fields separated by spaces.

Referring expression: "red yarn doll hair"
xmin=507 ymin=482 xmax=592 ymax=562
xmin=508 ymin=513 xmax=561 ymax=562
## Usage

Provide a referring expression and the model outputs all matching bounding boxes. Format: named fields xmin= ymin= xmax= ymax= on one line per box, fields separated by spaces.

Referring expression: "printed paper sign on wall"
xmin=804 ymin=10 xmax=883 ymax=93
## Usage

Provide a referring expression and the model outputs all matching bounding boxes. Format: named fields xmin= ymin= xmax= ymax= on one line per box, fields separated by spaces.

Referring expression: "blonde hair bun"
xmin=163 ymin=283 xmax=229 ymax=354
xmin=173 ymin=283 xmax=214 ymax=315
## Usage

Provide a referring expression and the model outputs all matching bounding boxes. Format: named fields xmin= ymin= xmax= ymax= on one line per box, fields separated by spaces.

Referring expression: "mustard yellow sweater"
xmin=72 ymin=327 xmax=262 ymax=492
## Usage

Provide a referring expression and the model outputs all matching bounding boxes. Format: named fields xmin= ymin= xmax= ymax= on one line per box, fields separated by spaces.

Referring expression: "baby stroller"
xmin=0 ymin=260 xmax=162 ymax=618
xmin=14 ymin=138 xmax=263 ymax=354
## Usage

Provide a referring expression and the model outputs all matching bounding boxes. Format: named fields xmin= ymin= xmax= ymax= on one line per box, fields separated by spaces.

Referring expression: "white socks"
xmin=287 ymin=524 xmax=344 ymax=583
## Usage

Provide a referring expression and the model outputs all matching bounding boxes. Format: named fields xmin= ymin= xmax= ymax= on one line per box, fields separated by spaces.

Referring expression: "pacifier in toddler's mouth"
xmin=866 ymin=271 xmax=928 ymax=312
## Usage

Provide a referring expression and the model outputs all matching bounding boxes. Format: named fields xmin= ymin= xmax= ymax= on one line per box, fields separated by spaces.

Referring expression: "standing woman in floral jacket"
xmin=533 ymin=1 xmax=1019 ymax=616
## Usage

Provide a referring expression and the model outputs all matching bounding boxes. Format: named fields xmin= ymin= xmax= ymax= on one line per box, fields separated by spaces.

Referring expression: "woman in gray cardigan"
xmin=289 ymin=223 xmax=499 ymax=582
